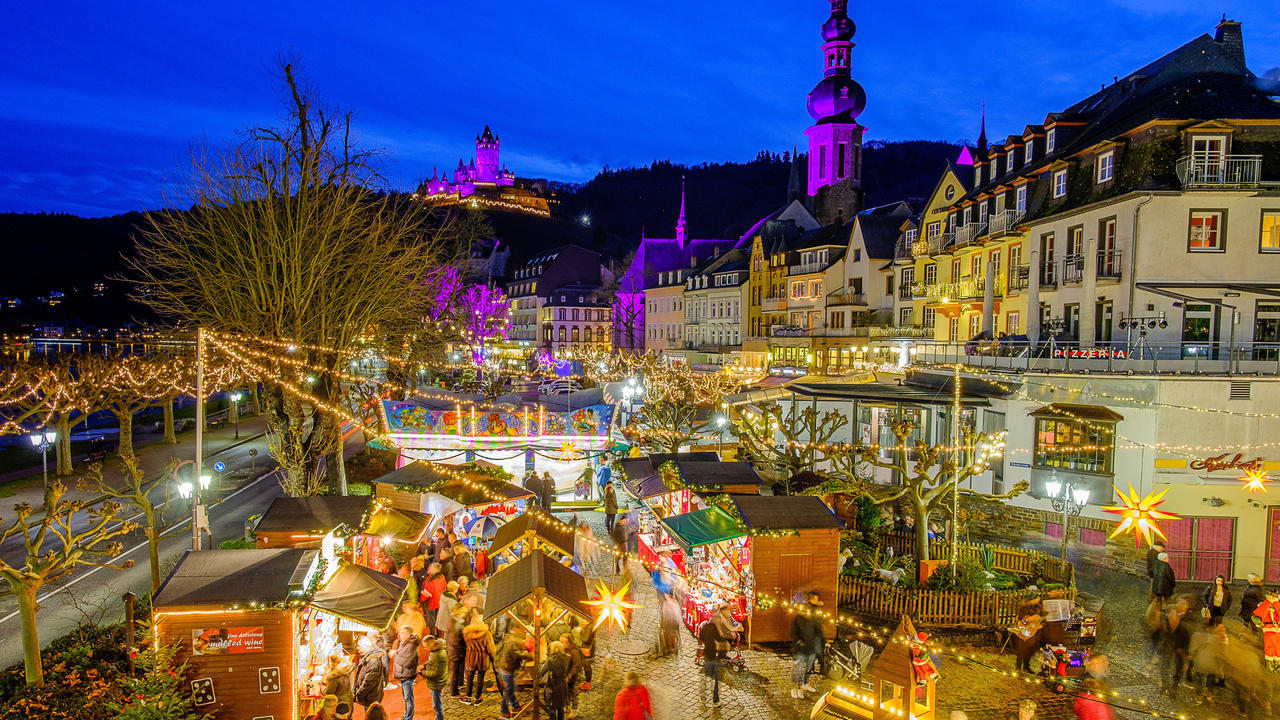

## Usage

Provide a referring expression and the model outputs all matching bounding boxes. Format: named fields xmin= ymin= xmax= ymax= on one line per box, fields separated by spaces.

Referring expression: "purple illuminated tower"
xmin=475 ymin=126 xmax=500 ymax=183
xmin=804 ymin=0 xmax=865 ymax=225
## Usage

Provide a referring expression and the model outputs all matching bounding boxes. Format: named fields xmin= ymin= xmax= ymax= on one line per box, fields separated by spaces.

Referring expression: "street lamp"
xmin=28 ymin=429 xmax=57 ymax=496
xmin=715 ymin=415 xmax=727 ymax=457
xmin=229 ymin=391 xmax=243 ymax=439
xmin=1044 ymin=473 xmax=1090 ymax=573
xmin=174 ymin=461 xmax=211 ymax=551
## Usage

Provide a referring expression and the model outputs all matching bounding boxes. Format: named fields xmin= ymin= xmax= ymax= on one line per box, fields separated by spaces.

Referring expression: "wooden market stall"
xmin=253 ymin=496 xmax=432 ymax=568
xmin=810 ymin=615 xmax=936 ymax=720
xmin=488 ymin=511 xmax=578 ymax=563
xmin=371 ymin=460 xmax=534 ymax=546
xmin=658 ymin=506 xmax=752 ymax=633
xmin=153 ymin=548 xmax=409 ymax=720
xmin=730 ymin=494 xmax=843 ymax=643
xmin=662 ymin=460 xmax=767 ymax=497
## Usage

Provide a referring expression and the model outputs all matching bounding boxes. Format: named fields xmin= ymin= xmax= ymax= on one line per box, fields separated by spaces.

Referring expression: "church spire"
xmin=977 ymin=103 xmax=988 ymax=155
xmin=675 ymin=175 xmax=688 ymax=248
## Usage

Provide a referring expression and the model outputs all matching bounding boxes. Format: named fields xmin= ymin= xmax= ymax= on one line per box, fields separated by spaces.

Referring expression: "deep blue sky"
xmin=3 ymin=0 xmax=1278 ymax=217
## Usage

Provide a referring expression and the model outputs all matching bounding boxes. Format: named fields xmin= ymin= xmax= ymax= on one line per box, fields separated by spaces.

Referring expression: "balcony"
xmin=1096 ymin=250 xmax=1123 ymax=280
xmin=1176 ymin=154 xmax=1262 ymax=188
xmin=1063 ymin=254 xmax=1084 ymax=285
xmin=1040 ymin=258 xmax=1058 ymax=287
xmin=789 ymin=262 xmax=824 ymax=275
xmin=953 ymin=222 xmax=987 ymax=248
xmin=826 ymin=292 xmax=867 ymax=306
xmin=761 ymin=297 xmax=787 ymax=312
xmin=897 ymin=284 xmax=914 ymax=301
xmin=921 ymin=276 xmax=987 ymax=302
xmin=771 ymin=325 xmax=811 ymax=338
xmin=989 ymin=209 xmax=1025 ymax=237
xmin=1008 ymin=264 xmax=1030 ymax=293
xmin=894 ymin=242 xmax=914 ymax=260
xmin=869 ymin=325 xmax=933 ymax=339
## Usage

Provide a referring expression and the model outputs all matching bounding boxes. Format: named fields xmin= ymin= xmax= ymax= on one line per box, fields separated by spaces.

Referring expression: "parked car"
xmin=539 ymin=378 xmax=581 ymax=396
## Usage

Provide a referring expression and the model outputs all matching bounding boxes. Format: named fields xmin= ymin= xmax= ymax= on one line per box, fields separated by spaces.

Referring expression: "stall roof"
xmin=254 ymin=496 xmax=370 ymax=536
xmin=372 ymin=461 xmax=459 ymax=489
xmin=672 ymin=461 xmax=765 ymax=490
xmin=658 ymin=507 xmax=747 ymax=553
xmin=618 ymin=459 xmax=658 ymax=485
xmin=624 ymin=472 xmax=679 ymax=500
xmin=153 ymin=548 xmax=314 ymax=608
xmin=373 ymin=462 xmax=534 ymax=506
xmin=482 ymin=551 xmax=590 ymax=622
xmin=488 ymin=512 xmax=577 ymax=559
xmin=781 ymin=381 xmax=992 ymax=407
xmin=731 ymin=495 xmax=844 ymax=530
xmin=364 ymin=506 xmax=433 ymax=543
xmin=309 ymin=562 xmax=409 ymax=631
xmin=1029 ymin=403 xmax=1124 ymax=422
xmin=649 ymin=452 xmax=718 ymax=464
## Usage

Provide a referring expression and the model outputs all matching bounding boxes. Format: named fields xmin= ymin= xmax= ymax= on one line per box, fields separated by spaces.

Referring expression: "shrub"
xmin=217 ymin=538 xmax=257 ymax=550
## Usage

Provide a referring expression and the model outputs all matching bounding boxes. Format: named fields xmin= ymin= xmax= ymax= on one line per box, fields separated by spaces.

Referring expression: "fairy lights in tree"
xmin=456 ymin=284 xmax=511 ymax=366
xmin=1102 ymin=484 xmax=1178 ymax=548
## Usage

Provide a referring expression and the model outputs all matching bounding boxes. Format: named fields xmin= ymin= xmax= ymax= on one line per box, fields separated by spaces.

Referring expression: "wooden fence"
xmin=878 ymin=530 xmax=1075 ymax=587
xmin=837 ymin=576 xmax=1030 ymax=628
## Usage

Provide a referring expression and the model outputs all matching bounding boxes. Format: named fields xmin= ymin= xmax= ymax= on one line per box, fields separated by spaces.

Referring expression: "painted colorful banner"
xmin=192 ymin=627 xmax=265 ymax=655
xmin=383 ymin=401 xmax=615 ymax=438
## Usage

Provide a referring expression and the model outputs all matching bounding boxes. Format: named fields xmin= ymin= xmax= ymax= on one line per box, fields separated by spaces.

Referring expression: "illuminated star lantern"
xmin=1240 ymin=468 xmax=1272 ymax=494
xmin=1102 ymin=484 xmax=1179 ymax=548
xmin=559 ymin=440 xmax=581 ymax=461
xmin=584 ymin=577 xmax=640 ymax=632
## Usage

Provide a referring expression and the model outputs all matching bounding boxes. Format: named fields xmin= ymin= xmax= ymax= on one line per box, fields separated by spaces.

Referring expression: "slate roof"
xmin=153 ymin=548 xmax=313 ymax=608
xmin=482 ymin=551 xmax=590 ymax=622
xmin=731 ymin=495 xmax=844 ymax=530
xmin=853 ymin=214 xmax=905 ymax=261
xmin=254 ymin=496 xmax=370 ymax=535
xmin=488 ymin=512 xmax=578 ymax=559
xmin=672 ymin=461 xmax=765 ymax=490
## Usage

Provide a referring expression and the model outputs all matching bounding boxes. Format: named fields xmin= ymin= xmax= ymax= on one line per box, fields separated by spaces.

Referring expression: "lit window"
xmin=1097 ymin=151 xmax=1114 ymax=183
xmin=1016 ymin=185 xmax=1027 ymax=212
xmin=1260 ymin=211 xmax=1280 ymax=252
xmin=1035 ymin=416 xmax=1114 ymax=474
xmin=1024 ymin=139 xmax=1033 ymax=165
xmin=1188 ymin=210 xmax=1225 ymax=251
xmin=1052 ymin=169 xmax=1068 ymax=198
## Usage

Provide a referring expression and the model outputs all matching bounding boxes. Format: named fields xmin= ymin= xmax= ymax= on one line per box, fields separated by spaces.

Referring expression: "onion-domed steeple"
xmin=803 ymin=0 xmax=866 ymax=224
xmin=807 ymin=0 xmax=865 ymax=121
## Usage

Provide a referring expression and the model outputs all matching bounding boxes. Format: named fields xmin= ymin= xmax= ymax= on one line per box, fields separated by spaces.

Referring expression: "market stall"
xmin=810 ymin=615 xmax=937 ymax=720
xmin=729 ymin=495 xmax=842 ymax=643
xmin=253 ymin=496 xmax=432 ymax=569
xmin=657 ymin=507 xmax=751 ymax=633
xmin=488 ymin=511 xmax=577 ymax=563
xmin=371 ymin=460 xmax=534 ymax=548
xmin=152 ymin=547 xmax=409 ymax=720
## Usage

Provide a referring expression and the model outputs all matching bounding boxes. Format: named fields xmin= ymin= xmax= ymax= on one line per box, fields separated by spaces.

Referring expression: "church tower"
xmin=675 ymin=176 xmax=688 ymax=248
xmin=475 ymin=126 xmax=500 ymax=184
xmin=804 ymin=0 xmax=866 ymax=225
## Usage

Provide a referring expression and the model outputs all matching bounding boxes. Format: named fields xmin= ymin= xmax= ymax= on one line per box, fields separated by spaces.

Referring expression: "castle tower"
xmin=804 ymin=0 xmax=866 ymax=225
xmin=675 ymin=176 xmax=688 ymax=248
xmin=475 ymin=125 xmax=500 ymax=184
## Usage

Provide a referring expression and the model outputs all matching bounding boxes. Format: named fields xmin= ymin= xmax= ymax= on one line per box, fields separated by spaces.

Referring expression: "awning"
xmin=364 ymin=506 xmax=433 ymax=544
xmin=309 ymin=562 xmax=410 ymax=632
xmin=1029 ymin=403 xmax=1124 ymax=422
xmin=488 ymin=512 xmax=577 ymax=559
xmin=482 ymin=551 xmax=590 ymax=623
xmin=658 ymin=507 xmax=746 ymax=554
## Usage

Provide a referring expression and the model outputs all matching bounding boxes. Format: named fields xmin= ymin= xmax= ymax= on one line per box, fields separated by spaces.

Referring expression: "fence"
xmin=836 ymin=576 xmax=1030 ymax=628
xmin=878 ymin=530 xmax=1074 ymax=587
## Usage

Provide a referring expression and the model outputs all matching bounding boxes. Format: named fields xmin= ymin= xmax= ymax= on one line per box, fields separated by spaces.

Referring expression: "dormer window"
xmin=1024 ymin=139 xmax=1033 ymax=165
xmin=1016 ymin=185 xmax=1027 ymax=212
xmin=963 ymin=206 xmax=972 ymax=225
xmin=1047 ymin=128 xmax=1056 ymax=152
xmin=1008 ymin=147 xmax=1018 ymax=169
xmin=1053 ymin=169 xmax=1068 ymax=198
xmin=1096 ymin=150 xmax=1114 ymax=183
xmin=975 ymin=165 xmax=983 ymax=186
xmin=905 ymin=229 xmax=918 ymax=243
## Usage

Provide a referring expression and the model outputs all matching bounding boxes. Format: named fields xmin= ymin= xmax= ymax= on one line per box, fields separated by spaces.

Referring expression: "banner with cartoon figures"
xmin=381 ymin=401 xmax=615 ymax=439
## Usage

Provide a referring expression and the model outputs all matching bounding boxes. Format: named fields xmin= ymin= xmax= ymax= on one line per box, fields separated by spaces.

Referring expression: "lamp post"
xmin=176 ymin=463 xmax=212 ymax=551
xmin=28 ymin=429 xmax=56 ymax=498
xmin=1044 ymin=473 xmax=1090 ymax=575
xmin=229 ymin=391 xmax=242 ymax=439
xmin=715 ymin=415 xmax=727 ymax=457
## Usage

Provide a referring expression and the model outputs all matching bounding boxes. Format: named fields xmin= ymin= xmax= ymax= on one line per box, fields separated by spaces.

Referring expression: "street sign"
xmin=213 ymin=461 xmax=226 ymax=473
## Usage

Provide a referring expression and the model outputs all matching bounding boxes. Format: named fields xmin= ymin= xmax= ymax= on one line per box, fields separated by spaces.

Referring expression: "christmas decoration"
xmin=584 ymin=577 xmax=640 ymax=632
xmin=1102 ymin=484 xmax=1178 ymax=548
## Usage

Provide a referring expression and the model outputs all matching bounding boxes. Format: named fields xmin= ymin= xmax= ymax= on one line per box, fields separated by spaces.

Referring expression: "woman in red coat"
xmin=614 ymin=671 xmax=654 ymax=720
xmin=1073 ymin=679 xmax=1114 ymax=720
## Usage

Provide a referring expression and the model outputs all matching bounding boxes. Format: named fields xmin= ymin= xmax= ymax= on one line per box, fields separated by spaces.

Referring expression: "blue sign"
xmin=213 ymin=461 xmax=226 ymax=472
xmin=1009 ymin=462 xmax=1031 ymax=468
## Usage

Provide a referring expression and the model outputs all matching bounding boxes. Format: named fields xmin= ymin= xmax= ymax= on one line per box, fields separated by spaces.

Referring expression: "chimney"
xmin=691 ymin=255 xmax=698 ymax=268
xmin=1215 ymin=16 xmax=1245 ymax=67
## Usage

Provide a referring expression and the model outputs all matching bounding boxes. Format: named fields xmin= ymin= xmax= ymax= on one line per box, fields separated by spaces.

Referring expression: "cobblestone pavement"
xmin=369 ymin=506 xmax=1272 ymax=720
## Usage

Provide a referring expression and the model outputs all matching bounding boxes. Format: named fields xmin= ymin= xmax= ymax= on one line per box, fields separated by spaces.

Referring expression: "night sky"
xmin=3 ymin=0 xmax=1278 ymax=217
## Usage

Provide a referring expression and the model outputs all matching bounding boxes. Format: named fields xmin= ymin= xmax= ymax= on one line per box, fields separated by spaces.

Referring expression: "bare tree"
xmin=734 ymin=401 xmax=848 ymax=491
xmin=127 ymin=60 xmax=464 ymax=494
xmin=0 ymin=482 xmax=137 ymax=685
xmin=86 ymin=457 xmax=180 ymax=592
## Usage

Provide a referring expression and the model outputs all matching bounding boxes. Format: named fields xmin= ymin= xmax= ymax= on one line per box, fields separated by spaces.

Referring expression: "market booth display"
xmin=371 ymin=460 xmax=533 ymax=547
xmin=657 ymin=507 xmax=751 ymax=633
xmin=153 ymin=548 xmax=409 ymax=719
xmin=253 ymin=496 xmax=432 ymax=568
xmin=809 ymin=615 xmax=937 ymax=720
xmin=730 ymin=495 xmax=843 ymax=643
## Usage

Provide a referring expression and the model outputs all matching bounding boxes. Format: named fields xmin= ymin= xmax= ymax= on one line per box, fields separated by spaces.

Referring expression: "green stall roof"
xmin=657 ymin=507 xmax=746 ymax=554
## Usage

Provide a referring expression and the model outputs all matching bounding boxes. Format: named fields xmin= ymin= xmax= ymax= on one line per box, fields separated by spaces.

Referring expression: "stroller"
xmin=1038 ymin=644 xmax=1089 ymax=693
xmin=693 ymin=621 xmax=746 ymax=673
xmin=824 ymin=638 xmax=875 ymax=681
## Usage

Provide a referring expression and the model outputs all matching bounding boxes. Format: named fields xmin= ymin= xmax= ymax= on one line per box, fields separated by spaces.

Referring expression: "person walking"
xmin=353 ymin=636 xmax=388 ymax=713
xmin=436 ymin=580 xmax=459 ymax=642
xmin=541 ymin=640 xmax=572 ymax=720
xmin=447 ymin=604 xmax=469 ymax=698
xmin=1146 ymin=542 xmax=1166 ymax=592
xmin=421 ymin=562 xmax=447 ymax=635
xmin=1189 ymin=622 xmax=1229 ymax=701
xmin=1073 ymin=678 xmax=1114 ymax=720
xmin=659 ymin=594 xmax=682 ymax=657
xmin=541 ymin=471 xmax=556 ymax=509
xmin=523 ymin=470 xmax=541 ymax=506
xmin=699 ymin=606 xmax=735 ymax=707
xmin=1202 ymin=574 xmax=1232 ymax=626
xmin=462 ymin=610 xmax=497 ymax=706
xmin=1158 ymin=606 xmax=1191 ymax=698
xmin=1240 ymin=573 xmax=1265 ymax=632
xmin=390 ymin=626 xmax=421 ymax=720
xmin=560 ymin=632 xmax=585 ymax=718
xmin=497 ymin=625 xmax=532 ymax=718
xmin=451 ymin=541 xmax=473 ymax=581
xmin=1255 ymin=587 xmax=1280 ymax=672
xmin=1150 ymin=552 xmax=1176 ymax=608
xmin=603 ymin=483 xmax=618 ymax=534
xmin=610 ymin=512 xmax=628 ymax=573
xmin=575 ymin=617 xmax=596 ymax=690
xmin=790 ymin=593 xmax=824 ymax=698
xmin=419 ymin=635 xmax=448 ymax=720
xmin=613 ymin=671 xmax=654 ymax=720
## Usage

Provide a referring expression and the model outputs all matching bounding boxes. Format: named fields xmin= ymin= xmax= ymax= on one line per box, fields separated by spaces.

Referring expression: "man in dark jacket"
xmin=391 ymin=626 xmax=421 ymax=720
xmin=1150 ymin=552 xmax=1176 ymax=606
xmin=699 ymin=613 xmax=732 ymax=707
xmin=789 ymin=593 xmax=825 ymax=698
xmin=1158 ymin=606 xmax=1191 ymax=698
xmin=497 ymin=626 xmax=531 ymax=718
xmin=1240 ymin=572 xmax=1265 ymax=632
xmin=1146 ymin=542 xmax=1165 ymax=599
xmin=353 ymin=637 xmax=388 ymax=711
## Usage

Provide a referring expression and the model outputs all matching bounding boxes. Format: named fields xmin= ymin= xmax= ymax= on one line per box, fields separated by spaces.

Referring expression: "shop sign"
xmin=1189 ymin=453 xmax=1264 ymax=473
xmin=193 ymin=626 xmax=265 ymax=655
xmin=1052 ymin=348 xmax=1129 ymax=359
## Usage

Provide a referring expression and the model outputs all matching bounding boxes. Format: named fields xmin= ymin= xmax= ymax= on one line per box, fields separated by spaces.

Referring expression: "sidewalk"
xmin=0 ymin=415 xmax=270 ymax=513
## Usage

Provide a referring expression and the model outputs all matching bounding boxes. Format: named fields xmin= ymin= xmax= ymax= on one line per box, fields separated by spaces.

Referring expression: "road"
xmin=0 ymin=432 xmax=285 ymax=670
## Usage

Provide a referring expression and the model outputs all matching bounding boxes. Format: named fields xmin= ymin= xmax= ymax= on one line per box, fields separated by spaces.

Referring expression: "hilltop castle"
xmin=413 ymin=126 xmax=550 ymax=216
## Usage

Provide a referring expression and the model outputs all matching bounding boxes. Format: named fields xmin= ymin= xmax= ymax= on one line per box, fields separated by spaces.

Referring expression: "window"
xmin=837 ymin=143 xmax=847 ymax=179
xmin=1007 ymin=311 xmax=1021 ymax=334
xmin=963 ymin=206 xmax=972 ymax=225
xmin=572 ymin=309 xmax=580 ymax=321
xmin=975 ymin=165 xmax=983 ymax=186
xmin=951 ymin=258 xmax=962 ymax=281
xmin=905 ymin=228 xmax=918 ymax=243
xmin=922 ymin=307 xmax=936 ymax=330
xmin=557 ymin=327 xmax=566 ymax=341
xmin=970 ymin=254 xmax=981 ymax=278
xmin=1067 ymin=226 xmax=1083 ymax=256
xmin=1097 ymin=150 xmax=1114 ymax=183
xmin=1024 ymin=139 xmax=1033 ymax=164
xmin=558 ymin=308 xmax=567 ymax=321
xmin=979 ymin=202 xmax=988 ymax=224
xmin=818 ymin=145 xmax=827 ymax=179
xmin=949 ymin=316 xmax=960 ymax=340
xmin=1015 ymin=185 xmax=1027 ymax=212
xmin=571 ymin=326 xmax=580 ymax=342
xmin=853 ymin=248 xmax=862 ymax=261
xmin=885 ymin=276 xmax=893 ymax=294
xmin=829 ymin=311 xmax=845 ymax=329
xmin=927 ymin=222 xmax=941 ymax=239
xmin=1052 ymin=169 xmax=1068 ymax=198
xmin=809 ymin=279 xmax=821 ymax=297
xmin=899 ymin=308 xmax=913 ymax=326
xmin=1008 ymin=147 xmax=1017 ymax=168
xmin=924 ymin=264 xmax=937 ymax=284
xmin=967 ymin=314 xmax=981 ymax=339
xmin=1046 ymin=128 xmax=1056 ymax=152
xmin=1260 ymin=211 xmax=1280 ymax=252
xmin=1034 ymin=417 xmax=1114 ymax=474
xmin=1188 ymin=210 xmax=1225 ymax=251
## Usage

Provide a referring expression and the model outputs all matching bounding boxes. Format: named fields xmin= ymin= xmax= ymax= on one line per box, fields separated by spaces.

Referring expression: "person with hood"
xmin=421 ymin=562 xmax=447 ymax=635
xmin=603 ymin=483 xmax=618 ymax=534
xmin=462 ymin=609 xmax=498 ymax=705
xmin=436 ymin=580 xmax=459 ymax=642
xmin=497 ymin=625 xmax=532 ymax=718
xmin=390 ymin=626 xmax=421 ymax=720
xmin=322 ymin=653 xmax=355 ymax=709
xmin=613 ymin=671 xmax=654 ymax=720
xmin=418 ymin=635 xmax=448 ymax=720
xmin=1241 ymin=573 xmax=1265 ymax=632
xmin=1255 ymin=586 xmax=1280 ymax=672
xmin=353 ymin=636 xmax=388 ymax=712
xmin=1202 ymin=574 xmax=1232 ymax=626
xmin=1150 ymin=552 xmax=1177 ymax=607
xmin=541 ymin=640 xmax=572 ymax=720
xmin=789 ymin=593 xmax=824 ymax=698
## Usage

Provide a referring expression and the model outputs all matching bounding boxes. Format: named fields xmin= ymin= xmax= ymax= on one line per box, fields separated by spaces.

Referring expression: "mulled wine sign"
xmin=192 ymin=626 xmax=265 ymax=655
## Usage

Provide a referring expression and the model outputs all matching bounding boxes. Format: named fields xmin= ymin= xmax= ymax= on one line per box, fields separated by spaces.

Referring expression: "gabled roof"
xmin=154 ymin=548 xmax=313 ymax=608
xmin=254 ymin=496 xmax=370 ymax=535
xmin=731 ymin=495 xmax=844 ymax=530
xmin=851 ymin=214 xmax=905 ymax=261
xmin=482 ymin=551 xmax=590 ymax=622
xmin=488 ymin=511 xmax=577 ymax=559
xmin=671 ymin=460 xmax=765 ymax=490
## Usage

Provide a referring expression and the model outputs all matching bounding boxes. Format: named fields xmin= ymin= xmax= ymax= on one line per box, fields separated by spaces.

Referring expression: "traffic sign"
xmin=213 ymin=461 xmax=226 ymax=472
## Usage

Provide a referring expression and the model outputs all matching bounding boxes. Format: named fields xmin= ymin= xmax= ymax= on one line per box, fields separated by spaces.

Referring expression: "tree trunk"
xmin=324 ymin=416 xmax=347 ymax=496
xmin=162 ymin=397 xmax=177 ymax=444
xmin=16 ymin=582 xmax=42 ymax=685
xmin=914 ymin=500 xmax=932 ymax=564
xmin=55 ymin=414 xmax=73 ymax=476
xmin=251 ymin=384 xmax=262 ymax=415
xmin=116 ymin=410 xmax=135 ymax=461
xmin=147 ymin=527 xmax=161 ymax=592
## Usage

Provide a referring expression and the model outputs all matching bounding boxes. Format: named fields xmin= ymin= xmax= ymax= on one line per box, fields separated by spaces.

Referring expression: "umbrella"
xmin=465 ymin=515 xmax=501 ymax=539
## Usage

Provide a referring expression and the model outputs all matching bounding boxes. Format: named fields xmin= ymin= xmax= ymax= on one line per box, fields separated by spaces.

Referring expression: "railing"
xmin=789 ymin=262 xmax=825 ymax=275
xmin=1062 ymin=254 xmax=1084 ymax=284
xmin=954 ymin=222 xmax=987 ymax=247
xmin=837 ymin=576 xmax=1033 ymax=628
xmin=1176 ymin=154 xmax=1262 ymax=187
xmin=895 ymin=242 xmax=914 ymax=260
xmin=989 ymin=209 xmax=1025 ymax=236
xmin=920 ymin=276 xmax=986 ymax=302
xmin=771 ymin=326 xmax=810 ymax=337
xmin=869 ymin=326 xmax=934 ymax=339
xmin=1096 ymin=250 xmax=1122 ymax=279
xmin=826 ymin=292 xmax=867 ymax=306
xmin=908 ymin=339 xmax=1280 ymax=375
xmin=898 ymin=284 xmax=914 ymax=300
xmin=1008 ymin=264 xmax=1030 ymax=292
xmin=1040 ymin=258 xmax=1058 ymax=286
